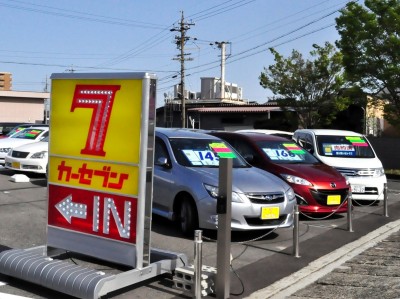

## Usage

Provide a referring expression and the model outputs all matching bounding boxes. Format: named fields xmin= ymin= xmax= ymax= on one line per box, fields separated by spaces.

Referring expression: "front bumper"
xmin=348 ymin=175 xmax=387 ymax=201
xmin=5 ymin=157 xmax=47 ymax=174
xmin=197 ymin=195 xmax=296 ymax=231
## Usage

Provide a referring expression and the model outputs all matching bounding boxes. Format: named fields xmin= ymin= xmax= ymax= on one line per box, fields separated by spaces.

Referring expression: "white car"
xmin=293 ymin=129 xmax=387 ymax=201
xmin=0 ymin=126 xmax=49 ymax=165
xmin=5 ymin=136 xmax=48 ymax=174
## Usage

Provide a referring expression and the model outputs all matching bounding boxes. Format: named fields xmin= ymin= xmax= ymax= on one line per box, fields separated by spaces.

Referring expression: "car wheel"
xmin=179 ymin=197 xmax=198 ymax=237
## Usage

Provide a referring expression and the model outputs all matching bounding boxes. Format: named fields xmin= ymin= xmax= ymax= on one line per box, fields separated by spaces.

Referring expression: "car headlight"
xmin=0 ymin=148 xmax=12 ymax=153
xmin=373 ymin=168 xmax=385 ymax=177
xmin=31 ymin=151 xmax=48 ymax=159
xmin=203 ymin=183 xmax=245 ymax=203
xmin=281 ymin=174 xmax=312 ymax=186
xmin=286 ymin=187 xmax=296 ymax=201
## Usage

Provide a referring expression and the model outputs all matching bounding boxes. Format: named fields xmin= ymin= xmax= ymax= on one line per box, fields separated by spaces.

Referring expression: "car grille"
xmin=11 ymin=151 xmax=29 ymax=158
xmin=352 ymin=187 xmax=379 ymax=195
xmin=336 ymin=167 xmax=376 ymax=177
xmin=245 ymin=192 xmax=285 ymax=204
xmin=245 ymin=215 xmax=288 ymax=226
xmin=310 ymin=189 xmax=349 ymax=206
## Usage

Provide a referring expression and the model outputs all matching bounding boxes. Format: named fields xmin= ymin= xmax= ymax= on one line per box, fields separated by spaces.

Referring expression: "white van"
xmin=293 ymin=129 xmax=387 ymax=201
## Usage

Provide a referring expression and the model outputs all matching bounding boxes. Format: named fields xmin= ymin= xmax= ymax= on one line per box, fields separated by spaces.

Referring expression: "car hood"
xmin=11 ymin=141 xmax=48 ymax=152
xmin=186 ymin=166 xmax=290 ymax=193
xmin=317 ymin=156 xmax=383 ymax=169
xmin=0 ymin=138 xmax=39 ymax=149
xmin=277 ymin=163 xmax=344 ymax=183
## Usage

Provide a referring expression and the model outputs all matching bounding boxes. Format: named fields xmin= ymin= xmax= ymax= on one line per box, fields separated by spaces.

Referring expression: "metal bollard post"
xmin=293 ymin=205 xmax=300 ymax=258
xmin=347 ymin=192 xmax=353 ymax=232
xmin=384 ymin=183 xmax=388 ymax=217
xmin=194 ymin=230 xmax=203 ymax=299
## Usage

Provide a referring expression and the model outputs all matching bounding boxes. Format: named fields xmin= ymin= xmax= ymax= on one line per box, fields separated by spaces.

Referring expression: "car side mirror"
xmin=243 ymin=154 xmax=255 ymax=163
xmin=155 ymin=157 xmax=170 ymax=168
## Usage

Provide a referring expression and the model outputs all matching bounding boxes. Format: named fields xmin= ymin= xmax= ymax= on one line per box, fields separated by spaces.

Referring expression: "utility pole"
xmin=211 ymin=41 xmax=231 ymax=100
xmin=171 ymin=12 xmax=194 ymax=128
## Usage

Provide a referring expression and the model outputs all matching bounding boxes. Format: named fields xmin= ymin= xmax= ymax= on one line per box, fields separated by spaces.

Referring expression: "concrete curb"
xmin=245 ymin=219 xmax=400 ymax=299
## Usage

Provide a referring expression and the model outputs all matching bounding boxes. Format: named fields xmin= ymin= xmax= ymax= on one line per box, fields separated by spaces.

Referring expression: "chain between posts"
xmin=350 ymin=184 xmax=388 ymax=217
xmin=201 ymin=209 xmax=295 ymax=244
xmin=202 ymin=185 xmax=389 ymax=261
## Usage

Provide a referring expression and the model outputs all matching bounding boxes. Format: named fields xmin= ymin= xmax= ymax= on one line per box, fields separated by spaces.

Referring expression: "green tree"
xmin=335 ymin=0 xmax=400 ymax=128
xmin=259 ymin=42 xmax=350 ymax=128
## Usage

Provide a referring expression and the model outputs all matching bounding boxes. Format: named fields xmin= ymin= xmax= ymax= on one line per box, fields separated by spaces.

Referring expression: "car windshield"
xmin=169 ymin=137 xmax=249 ymax=168
xmin=6 ymin=126 xmax=29 ymax=137
xmin=11 ymin=128 xmax=45 ymax=140
xmin=256 ymin=140 xmax=320 ymax=164
xmin=316 ymin=135 xmax=375 ymax=158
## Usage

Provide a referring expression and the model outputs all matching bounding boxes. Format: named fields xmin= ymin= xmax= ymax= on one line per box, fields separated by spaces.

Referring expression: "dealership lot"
xmin=0 ymin=167 xmax=400 ymax=298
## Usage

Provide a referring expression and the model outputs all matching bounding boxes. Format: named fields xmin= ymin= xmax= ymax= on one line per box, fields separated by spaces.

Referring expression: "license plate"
xmin=12 ymin=162 xmax=20 ymax=169
xmin=327 ymin=195 xmax=341 ymax=205
xmin=351 ymin=185 xmax=365 ymax=193
xmin=261 ymin=206 xmax=279 ymax=220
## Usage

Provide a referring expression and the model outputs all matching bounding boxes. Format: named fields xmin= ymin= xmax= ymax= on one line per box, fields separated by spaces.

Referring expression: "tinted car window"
xmin=296 ymin=133 xmax=314 ymax=152
xmin=256 ymin=140 xmax=320 ymax=164
xmin=223 ymin=137 xmax=256 ymax=158
xmin=169 ymin=137 xmax=248 ymax=168
xmin=155 ymin=137 xmax=170 ymax=164
xmin=316 ymin=135 xmax=375 ymax=158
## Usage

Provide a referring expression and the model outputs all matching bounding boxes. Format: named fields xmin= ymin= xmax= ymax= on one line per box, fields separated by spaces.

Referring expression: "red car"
xmin=209 ymin=131 xmax=350 ymax=215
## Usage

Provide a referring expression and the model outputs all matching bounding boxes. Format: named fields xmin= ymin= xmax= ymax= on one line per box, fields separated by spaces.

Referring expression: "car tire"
xmin=179 ymin=197 xmax=198 ymax=237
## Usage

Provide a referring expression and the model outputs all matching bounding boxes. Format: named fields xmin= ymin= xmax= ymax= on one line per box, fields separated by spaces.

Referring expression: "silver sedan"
xmin=153 ymin=128 xmax=296 ymax=236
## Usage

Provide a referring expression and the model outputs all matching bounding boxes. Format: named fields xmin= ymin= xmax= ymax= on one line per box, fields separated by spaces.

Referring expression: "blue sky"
xmin=1 ymin=0 xmax=351 ymax=107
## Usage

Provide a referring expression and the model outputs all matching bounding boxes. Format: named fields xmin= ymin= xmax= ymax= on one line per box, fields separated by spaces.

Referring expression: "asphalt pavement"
xmin=241 ymin=176 xmax=400 ymax=299
xmin=1 ymin=171 xmax=400 ymax=299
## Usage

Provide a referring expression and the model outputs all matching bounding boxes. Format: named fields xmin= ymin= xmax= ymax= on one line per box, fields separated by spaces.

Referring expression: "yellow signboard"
xmin=47 ymin=73 xmax=156 ymax=267
xmin=50 ymin=79 xmax=142 ymax=163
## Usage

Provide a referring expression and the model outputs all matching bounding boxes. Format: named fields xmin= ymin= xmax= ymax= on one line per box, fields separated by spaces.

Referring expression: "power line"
xmin=0 ymin=0 xmax=166 ymax=29
xmin=188 ymin=0 xmax=256 ymax=22
xmin=0 ymin=60 xmax=176 ymax=73
xmin=228 ymin=0 xmax=349 ymax=44
xmin=158 ymin=22 xmax=336 ymax=87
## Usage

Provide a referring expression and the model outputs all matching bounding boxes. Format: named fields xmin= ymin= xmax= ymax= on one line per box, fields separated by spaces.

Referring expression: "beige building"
xmin=0 ymin=90 xmax=50 ymax=124
xmin=0 ymin=72 xmax=12 ymax=91
xmin=366 ymin=95 xmax=400 ymax=137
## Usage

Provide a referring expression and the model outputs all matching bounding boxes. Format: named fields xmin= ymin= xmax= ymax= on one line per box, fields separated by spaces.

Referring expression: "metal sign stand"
xmin=0 ymin=245 xmax=187 ymax=299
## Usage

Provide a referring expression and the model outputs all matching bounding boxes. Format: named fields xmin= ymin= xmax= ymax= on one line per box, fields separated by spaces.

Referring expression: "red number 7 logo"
xmin=71 ymin=84 xmax=121 ymax=157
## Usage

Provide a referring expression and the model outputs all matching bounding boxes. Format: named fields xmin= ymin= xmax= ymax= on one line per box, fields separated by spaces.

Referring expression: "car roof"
xmin=156 ymin=127 xmax=220 ymax=139
xmin=211 ymin=131 xmax=291 ymax=142
xmin=236 ymin=129 xmax=293 ymax=135
xmin=295 ymin=129 xmax=362 ymax=136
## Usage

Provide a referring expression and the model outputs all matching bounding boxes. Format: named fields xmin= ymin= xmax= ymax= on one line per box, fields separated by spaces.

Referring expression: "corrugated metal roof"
xmin=187 ymin=106 xmax=282 ymax=113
